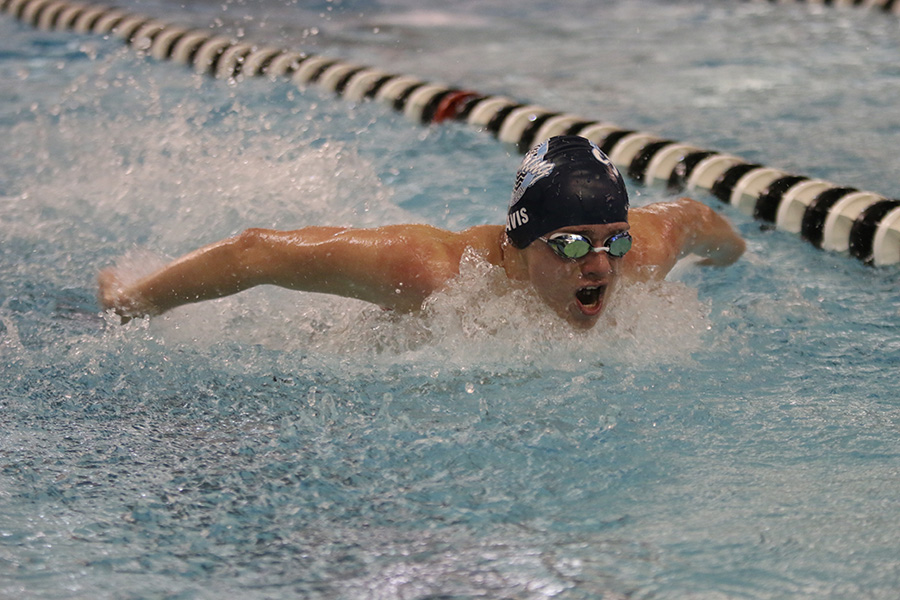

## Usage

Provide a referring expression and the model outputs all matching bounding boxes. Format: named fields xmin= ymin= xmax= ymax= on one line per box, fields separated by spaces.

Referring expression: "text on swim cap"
xmin=506 ymin=207 xmax=529 ymax=231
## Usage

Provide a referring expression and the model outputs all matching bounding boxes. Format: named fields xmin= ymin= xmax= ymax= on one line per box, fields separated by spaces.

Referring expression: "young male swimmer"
xmin=98 ymin=136 xmax=745 ymax=330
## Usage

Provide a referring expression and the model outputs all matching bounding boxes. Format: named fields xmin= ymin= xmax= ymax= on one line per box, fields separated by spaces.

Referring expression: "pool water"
xmin=2 ymin=0 xmax=900 ymax=598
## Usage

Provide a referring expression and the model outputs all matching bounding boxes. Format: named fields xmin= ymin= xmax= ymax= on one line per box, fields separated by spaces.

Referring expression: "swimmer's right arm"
xmin=98 ymin=225 xmax=460 ymax=317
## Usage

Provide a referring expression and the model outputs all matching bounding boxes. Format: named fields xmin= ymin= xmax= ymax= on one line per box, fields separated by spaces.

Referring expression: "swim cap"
xmin=505 ymin=135 xmax=629 ymax=249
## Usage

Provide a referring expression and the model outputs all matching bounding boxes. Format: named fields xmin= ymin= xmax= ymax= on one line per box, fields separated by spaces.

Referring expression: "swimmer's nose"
xmin=579 ymin=249 xmax=613 ymax=279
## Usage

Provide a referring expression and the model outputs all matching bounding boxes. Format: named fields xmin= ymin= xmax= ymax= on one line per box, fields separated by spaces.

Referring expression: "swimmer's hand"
xmin=98 ymin=268 xmax=155 ymax=320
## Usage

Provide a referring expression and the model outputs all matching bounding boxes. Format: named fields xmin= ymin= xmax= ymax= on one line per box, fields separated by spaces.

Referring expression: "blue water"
xmin=2 ymin=1 xmax=900 ymax=598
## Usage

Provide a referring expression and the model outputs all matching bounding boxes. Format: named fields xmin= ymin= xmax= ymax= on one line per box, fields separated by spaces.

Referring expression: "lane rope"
xmin=757 ymin=0 xmax=900 ymax=15
xmin=3 ymin=0 xmax=899 ymax=266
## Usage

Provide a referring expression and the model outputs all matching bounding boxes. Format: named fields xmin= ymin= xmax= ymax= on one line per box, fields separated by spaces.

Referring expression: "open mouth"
xmin=575 ymin=285 xmax=605 ymax=312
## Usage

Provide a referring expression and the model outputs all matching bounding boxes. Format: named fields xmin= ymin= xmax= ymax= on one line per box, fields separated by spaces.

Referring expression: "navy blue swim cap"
xmin=505 ymin=136 xmax=629 ymax=249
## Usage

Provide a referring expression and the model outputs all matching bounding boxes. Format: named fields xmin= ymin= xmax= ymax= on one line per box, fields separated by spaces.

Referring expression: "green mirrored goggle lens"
xmin=561 ymin=239 xmax=592 ymax=258
xmin=606 ymin=233 xmax=632 ymax=257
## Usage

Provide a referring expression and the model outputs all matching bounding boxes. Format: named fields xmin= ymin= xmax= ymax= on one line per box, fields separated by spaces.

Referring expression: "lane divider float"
xmin=758 ymin=0 xmax=900 ymax=16
xmin=3 ymin=0 xmax=898 ymax=266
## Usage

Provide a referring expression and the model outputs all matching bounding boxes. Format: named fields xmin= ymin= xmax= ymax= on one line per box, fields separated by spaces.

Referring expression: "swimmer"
xmin=98 ymin=135 xmax=745 ymax=329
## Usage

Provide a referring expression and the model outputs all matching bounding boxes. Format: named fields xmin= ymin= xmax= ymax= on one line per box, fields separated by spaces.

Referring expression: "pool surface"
xmin=2 ymin=1 xmax=900 ymax=598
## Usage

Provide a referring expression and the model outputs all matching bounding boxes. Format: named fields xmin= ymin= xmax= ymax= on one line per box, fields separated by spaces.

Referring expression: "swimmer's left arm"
xmin=674 ymin=197 xmax=745 ymax=266
xmin=627 ymin=198 xmax=745 ymax=278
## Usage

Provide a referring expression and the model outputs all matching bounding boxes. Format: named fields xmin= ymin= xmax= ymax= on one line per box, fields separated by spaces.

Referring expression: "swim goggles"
xmin=539 ymin=231 xmax=633 ymax=259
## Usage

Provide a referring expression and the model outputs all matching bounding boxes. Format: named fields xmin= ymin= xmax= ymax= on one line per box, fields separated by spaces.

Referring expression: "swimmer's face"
xmin=523 ymin=222 xmax=629 ymax=329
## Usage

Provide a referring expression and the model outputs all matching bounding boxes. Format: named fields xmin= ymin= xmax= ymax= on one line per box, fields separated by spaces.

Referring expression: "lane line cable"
xmin=3 ymin=0 xmax=898 ymax=266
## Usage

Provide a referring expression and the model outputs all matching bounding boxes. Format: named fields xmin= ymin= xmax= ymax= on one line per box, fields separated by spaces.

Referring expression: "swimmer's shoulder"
xmin=624 ymin=202 xmax=688 ymax=280
xmin=459 ymin=224 xmax=505 ymax=242
xmin=400 ymin=224 xmax=505 ymax=268
xmin=370 ymin=223 xmax=504 ymax=271
xmin=375 ymin=224 xmax=501 ymax=248
xmin=456 ymin=225 xmax=506 ymax=263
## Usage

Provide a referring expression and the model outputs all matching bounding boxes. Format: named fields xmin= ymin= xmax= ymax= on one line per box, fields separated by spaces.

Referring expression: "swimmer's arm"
xmin=99 ymin=225 xmax=458 ymax=317
xmin=674 ymin=197 xmax=745 ymax=266
xmin=627 ymin=198 xmax=745 ymax=278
